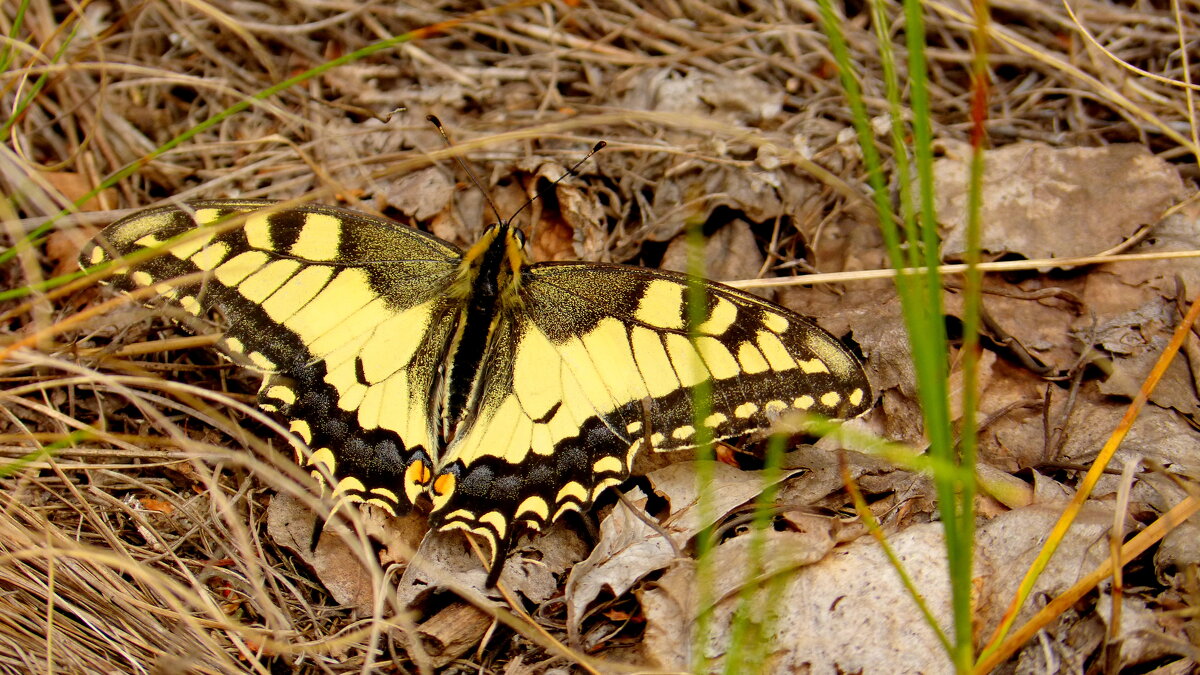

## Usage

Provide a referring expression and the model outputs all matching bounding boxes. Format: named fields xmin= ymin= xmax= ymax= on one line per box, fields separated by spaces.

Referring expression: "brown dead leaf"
xmin=565 ymin=461 xmax=798 ymax=639
xmin=1057 ymin=389 xmax=1200 ymax=481
xmin=773 ymin=441 xmax=915 ymax=518
xmin=660 ymin=219 xmax=769 ymax=298
xmin=266 ymin=492 xmax=376 ymax=614
xmin=372 ymin=166 xmax=454 ymax=222
xmin=937 ymin=142 xmax=1185 ymax=260
xmin=975 ymin=502 xmax=1119 ymax=639
xmin=837 ymin=296 xmax=925 ymax=445
xmin=640 ymin=527 xmax=838 ymax=668
xmin=1091 ymin=592 xmax=1197 ymax=670
xmin=396 ymin=528 xmax=492 ymax=607
xmin=505 ymin=525 xmax=591 ymax=604
xmin=641 ymin=522 xmax=952 ymax=672
xmin=40 ymin=170 xmax=117 ymax=211
xmin=537 ymin=159 xmax=607 ymax=262
xmin=426 ymin=178 xmax=481 ymax=246
xmin=943 ymin=279 xmax=1085 ymax=376
xmin=47 ymin=226 xmax=97 ymax=278
xmin=973 ymin=354 xmax=1064 ymax=471
xmin=1099 ymin=332 xmax=1199 ymax=418
xmin=646 ymin=165 xmax=816 ymax=243
xmin=1073 ymin=206 xmax=1200 ymax=420
xmin=1097 ymin=203 xmax=1200 ymax=298
xmin=1155 ymin=518 xmax=1200 ymax=587
xmin=617 ymin=69 xmax=783 ymax=125
xmin=395 ymin=520 xmax=587 ymax=606
xmin=641 ymin=502 xmax=1120 ymax=673
xmin=138 ymin=497 xmax=175 ymax=515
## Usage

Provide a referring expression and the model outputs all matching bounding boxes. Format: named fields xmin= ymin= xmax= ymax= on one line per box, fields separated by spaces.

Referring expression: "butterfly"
xmin=81 ymin=176 xmax=870 ymax=585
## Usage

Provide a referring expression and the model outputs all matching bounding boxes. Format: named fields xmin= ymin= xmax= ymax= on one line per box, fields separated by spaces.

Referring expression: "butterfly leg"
xmin=309 ymin=514 xmax=326 ymax=551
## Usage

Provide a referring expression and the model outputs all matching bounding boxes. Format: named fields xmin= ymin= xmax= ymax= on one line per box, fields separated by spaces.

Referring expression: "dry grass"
xmin=1 ymin=1 xmax=1197 ymax=672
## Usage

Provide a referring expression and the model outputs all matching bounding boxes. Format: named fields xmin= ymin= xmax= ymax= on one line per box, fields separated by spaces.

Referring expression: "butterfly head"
xmin=459 ymin=221 xmax=531 ymax=305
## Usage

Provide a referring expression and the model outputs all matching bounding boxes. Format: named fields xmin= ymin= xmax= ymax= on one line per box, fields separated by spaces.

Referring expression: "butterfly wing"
xmin=82 ymin=200 xmax=465 ymax=514
xmin=430 ymin=262 xmax=871 ymax=579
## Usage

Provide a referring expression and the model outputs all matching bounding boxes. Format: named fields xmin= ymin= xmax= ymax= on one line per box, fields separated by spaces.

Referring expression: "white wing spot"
xmin=734 ymin=402 xmax=758 ymax=418
xmin=179 ymin=295 xmax=201 ymax=315
xmin=190 ymin=241 xmax=231 ymax=270
xmin=134 ymin=233 xmax=166 ymax=248
xmin=193 ymin=208 xmax=225 ymax=225
xmin=248 ymin=351 xmax=275 ymax=371
xmin=214 ymin=250 xmax=270 ymax=286
xmin=290 ymin=419 xmax=313 ymax=444
xmin=671 ymin=425 xmax=695 ymax=440
xmin=593 ymin=456 xmax=623 ymax=475
xmin=695 ymin=337 xmax=739 ymax=380
xmin=756 ymin=330 xmax=797 ymax=371
xmin=266 ymin=385 xmax=296 ymax=405
xmin=309 ymin=447 xmax=336 ymax=475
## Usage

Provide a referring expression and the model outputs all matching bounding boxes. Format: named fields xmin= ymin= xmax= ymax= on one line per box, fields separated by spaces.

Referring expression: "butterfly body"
xmin=83 ymin=199 xmax=871 ymax=584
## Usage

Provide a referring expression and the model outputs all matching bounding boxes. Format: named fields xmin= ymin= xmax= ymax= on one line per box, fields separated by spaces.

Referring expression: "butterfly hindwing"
xmin=431 ymin=262 xmax=871 ymax=574
xmin=83 ymin=200 xmax=464 ymax=514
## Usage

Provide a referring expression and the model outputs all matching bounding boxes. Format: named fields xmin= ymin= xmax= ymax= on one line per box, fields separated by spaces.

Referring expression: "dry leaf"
xmin=660 ymin=219 xmax=769 ymax=298
xmin=266 ymin=492 xmax=376 ymax=613
xmin=138 ymin=497 xmax=175 ymax=515
xmin=641 ymin=502 xmax=1119 ymax=673
xmin=565 ymin=460 xmax=798 ymax=638
xmin=372 ymin=166 xmax=454 ymax=221
xmin=40 ymin=171 xmax=116 ymax=211
xmin=937 ymin=142 xmax=1185 ymax=260
xmin=1057 ymin=397 xmax=1200 ymax=483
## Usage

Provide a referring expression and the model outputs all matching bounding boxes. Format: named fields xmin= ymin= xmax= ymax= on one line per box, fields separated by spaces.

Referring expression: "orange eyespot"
xmin=405 ymin=460 xmax=432 ymax=486
xmin=432 ymin=472 xmax=456 ymax=497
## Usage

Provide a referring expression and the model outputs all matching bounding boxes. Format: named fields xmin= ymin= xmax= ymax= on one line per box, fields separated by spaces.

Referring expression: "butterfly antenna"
xmin=507 ymin=140 xmax=606 ymax=228
xmin=427 ymin=114 xmax=505 ymax=225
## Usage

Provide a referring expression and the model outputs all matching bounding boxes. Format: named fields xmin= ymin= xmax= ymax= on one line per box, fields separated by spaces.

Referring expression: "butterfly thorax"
xmin=438 ymin=222 xmax=530 ymax=445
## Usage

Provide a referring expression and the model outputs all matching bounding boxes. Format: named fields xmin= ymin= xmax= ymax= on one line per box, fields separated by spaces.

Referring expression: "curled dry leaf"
xmin=266 ymin=492 xmax=377 ymax=614
xmin=565 ymin=460 xmax=799 ymax=639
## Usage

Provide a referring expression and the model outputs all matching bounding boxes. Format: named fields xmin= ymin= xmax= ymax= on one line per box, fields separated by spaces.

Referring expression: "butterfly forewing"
xmin=83 ymin=200 xmax=464 ymax=514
